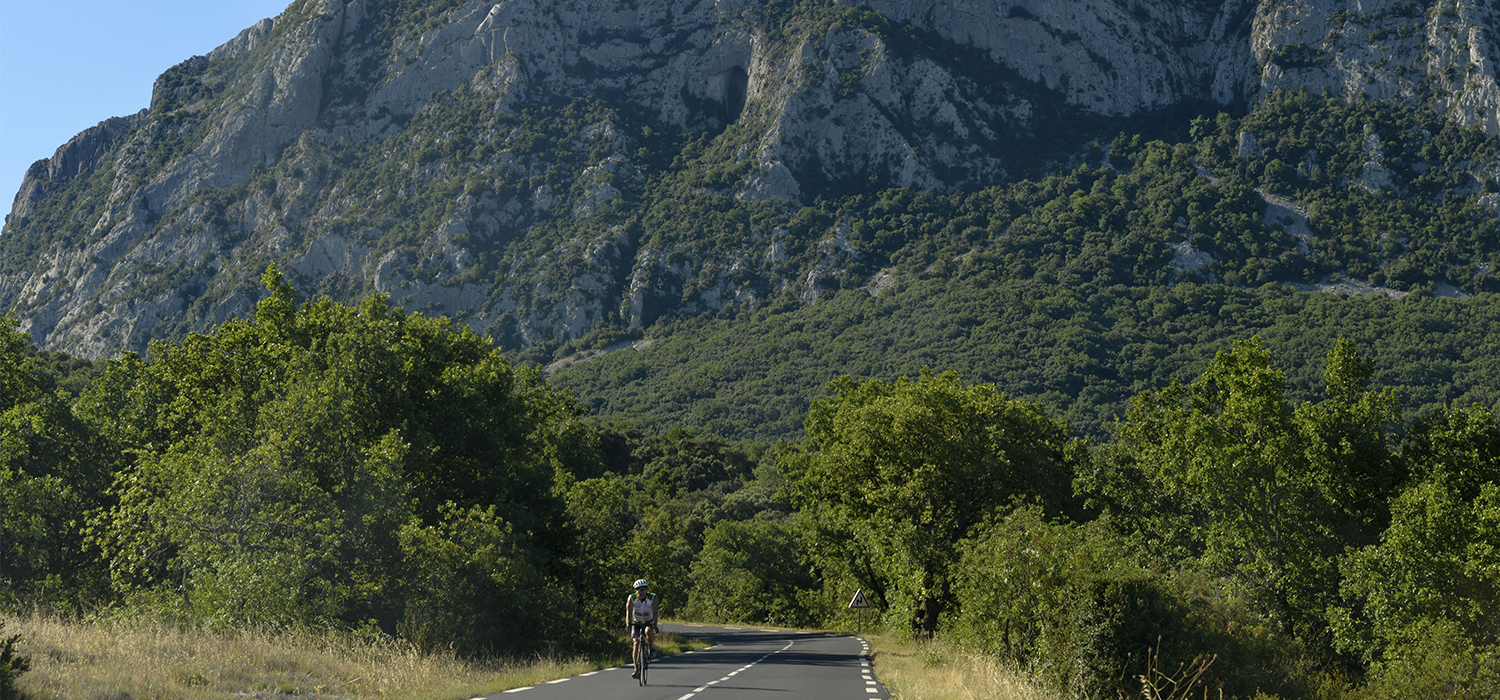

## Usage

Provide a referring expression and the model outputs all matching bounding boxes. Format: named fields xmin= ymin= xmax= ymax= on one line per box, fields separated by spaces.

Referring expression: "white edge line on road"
xmin=678 ymin=694 xmax=696 ymax=700
xmin=695 ymin=686 xmax=708 ymax=692
xmin=502 ymin=687 xmax=531 ymax=693
xmin=579 ymin=671 xmax=599 ymax=677
xmin=545 ymin=678 xmax=569 ymax=684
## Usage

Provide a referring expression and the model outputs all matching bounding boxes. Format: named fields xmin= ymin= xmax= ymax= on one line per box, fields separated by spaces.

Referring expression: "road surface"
xmin=469 ymin=624 xmax=888 ymax=700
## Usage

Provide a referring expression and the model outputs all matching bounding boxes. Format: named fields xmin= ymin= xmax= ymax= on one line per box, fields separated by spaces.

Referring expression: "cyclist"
xmin=626 ymin=578 xmax=659 ymax=678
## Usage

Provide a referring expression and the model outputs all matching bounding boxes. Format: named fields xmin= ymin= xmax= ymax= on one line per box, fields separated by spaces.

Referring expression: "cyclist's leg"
xmin=630 ymin=625 xmax=642 ymax=676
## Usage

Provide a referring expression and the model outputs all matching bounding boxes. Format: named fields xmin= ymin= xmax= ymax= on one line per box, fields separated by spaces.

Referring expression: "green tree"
xmin=1331 ymin=404 xmax=1500 ymax=667
xmin=563 ymin=475 xmax=637 ymax=626
xmin=779 ymin=370 xmax=1074 ymax=636
xmin=686 ymin=518 xmax=816 ymax=626
xmin=1085 ymin=338 xmax=1366 ymax=643
xmin=87 ymin=267 xmax=579 ymax=643
xmin=0 ymin=315 xmax=114 ymax=608
xmin=399 ymin=502 xmax=584 ymax=655
xmin=948 ymin=506 xmax=1171 ymax=697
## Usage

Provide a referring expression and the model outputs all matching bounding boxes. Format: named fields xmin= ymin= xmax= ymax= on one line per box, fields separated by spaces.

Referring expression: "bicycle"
xmin=630 ymin=621 xmax=653 ymax=686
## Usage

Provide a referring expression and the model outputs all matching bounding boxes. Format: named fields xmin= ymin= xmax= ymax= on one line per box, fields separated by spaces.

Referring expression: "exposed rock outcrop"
xmin=2 ymin=0 xmax=1498 ymax=359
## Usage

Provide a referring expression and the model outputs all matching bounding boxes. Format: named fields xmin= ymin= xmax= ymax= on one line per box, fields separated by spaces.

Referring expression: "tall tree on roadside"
xmin=779 ymin=370 xmax=1075 ymax=636
xmin=1081 ymin=337 xmax=1400 ymax=649
xmin=0 ymin=315 xmax=115 ymax=608
xmin=86 ymin=266 xmax=582 ymax=646
xmin=1331 ymin=403 xmax=1500 ymax=682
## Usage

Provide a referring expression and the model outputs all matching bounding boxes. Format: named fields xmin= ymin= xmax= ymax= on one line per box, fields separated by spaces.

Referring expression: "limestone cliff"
xmin=2 ymin=0 xmax=1497 ymax=359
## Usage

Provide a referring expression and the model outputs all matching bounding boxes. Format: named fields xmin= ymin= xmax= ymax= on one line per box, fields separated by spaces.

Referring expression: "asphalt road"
xmin=470 ymin=623 xmax=888 ymax=700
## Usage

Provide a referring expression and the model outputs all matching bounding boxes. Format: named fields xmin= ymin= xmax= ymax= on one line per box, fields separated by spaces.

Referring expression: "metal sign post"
xmin=847 ymin=589 xmax=871 ymax=633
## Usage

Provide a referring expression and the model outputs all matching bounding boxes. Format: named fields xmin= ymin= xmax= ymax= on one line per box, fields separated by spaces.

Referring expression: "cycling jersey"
xmin=629 ymin=593 xmax=657 ymax=621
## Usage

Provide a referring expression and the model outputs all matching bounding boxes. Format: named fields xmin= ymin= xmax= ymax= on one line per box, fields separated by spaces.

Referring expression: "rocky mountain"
xmin=3 ymin=0 xmax=1498 ymax=367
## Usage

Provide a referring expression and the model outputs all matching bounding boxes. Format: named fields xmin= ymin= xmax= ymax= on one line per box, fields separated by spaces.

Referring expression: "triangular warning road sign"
xmin=848 ymin=589 xmax=871 ymax=609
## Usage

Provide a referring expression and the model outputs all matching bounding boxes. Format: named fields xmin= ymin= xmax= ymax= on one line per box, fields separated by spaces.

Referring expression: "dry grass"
xmin=867 ymin=634 xmax=1062 ymax=700
xmin=5 ymin=612 xmax=708 ymax=700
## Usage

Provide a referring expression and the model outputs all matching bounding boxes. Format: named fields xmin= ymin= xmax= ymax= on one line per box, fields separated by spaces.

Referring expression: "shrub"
xmin=946 ymin=505 xmax=1174 ymax=697
xmin=0 ymin=621 xmax=30 ymax=699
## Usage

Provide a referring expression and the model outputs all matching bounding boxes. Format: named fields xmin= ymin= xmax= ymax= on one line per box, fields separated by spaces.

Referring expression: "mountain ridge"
xmin=2 ymin=0 xmax=1498 ymax=372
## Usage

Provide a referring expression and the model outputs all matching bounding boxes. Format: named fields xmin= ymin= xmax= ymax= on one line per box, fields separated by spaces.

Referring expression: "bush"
xmin=1355 ymin=622 xmax=1500 ymax=700
xmin=398 ymin=503 xmax=594 ymax=656
xmin=0 ymin=621 xmax=30 ymax=699
xmin=947 ymin=505 xmax=1174 ymax=697
xmin=947 ymin=505 xmax=1321 ymax=699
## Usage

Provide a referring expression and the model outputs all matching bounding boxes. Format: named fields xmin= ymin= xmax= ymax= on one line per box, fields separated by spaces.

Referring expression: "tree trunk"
xmin=915 ymin=596 xmax=940 ymax=638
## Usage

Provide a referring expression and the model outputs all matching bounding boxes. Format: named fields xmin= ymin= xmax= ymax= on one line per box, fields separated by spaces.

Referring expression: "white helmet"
xmin=633 ymin=579 xmax=649 ymax=589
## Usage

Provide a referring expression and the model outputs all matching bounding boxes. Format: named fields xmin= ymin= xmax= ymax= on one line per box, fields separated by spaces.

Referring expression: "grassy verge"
xmin=5 ymin=612 xmax=710 ymax=700
xmin=865 ymin=634 xmax=1060 ymax=700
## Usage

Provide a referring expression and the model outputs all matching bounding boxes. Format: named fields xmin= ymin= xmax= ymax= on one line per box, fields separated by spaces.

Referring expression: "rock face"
xmin=3 ymin=0 xmax=1499 ymax=359
xmin=848 ymin=0 xmax=1262 ymax=114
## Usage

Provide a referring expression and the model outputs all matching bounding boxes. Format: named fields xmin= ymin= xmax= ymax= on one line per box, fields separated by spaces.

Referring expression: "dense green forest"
xmin=543 ymin=89 xmax=1500 ymax=439
xmin=550 ymin=279 xmax=1500 ymax=441
xmin=4 ymin=269 xmax=1498 ymax=699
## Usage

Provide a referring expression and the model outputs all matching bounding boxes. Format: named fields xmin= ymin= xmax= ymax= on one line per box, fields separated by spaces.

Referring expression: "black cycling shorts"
xmin=629 ymin=621 xmax=657 ymax=639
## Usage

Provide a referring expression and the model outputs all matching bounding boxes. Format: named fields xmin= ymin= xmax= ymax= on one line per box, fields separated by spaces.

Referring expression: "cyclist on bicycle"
xmin=627 ymin=578 xmax=659 ymax=678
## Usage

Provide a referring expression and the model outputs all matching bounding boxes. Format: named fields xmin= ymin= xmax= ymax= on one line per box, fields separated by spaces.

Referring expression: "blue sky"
xmin=0 ymin=0 xmax=293 ymax=223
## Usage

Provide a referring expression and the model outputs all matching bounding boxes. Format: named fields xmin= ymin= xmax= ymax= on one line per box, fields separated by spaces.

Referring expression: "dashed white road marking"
xmin=502 ymin=687 xmax=531 ymax=694
xmin=675 ymin=639 xmax=795 ymax=699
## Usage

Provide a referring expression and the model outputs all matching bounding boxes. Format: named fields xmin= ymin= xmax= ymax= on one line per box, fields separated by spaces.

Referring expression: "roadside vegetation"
xmin=5 ymin=266 xmax=1498 ymax=699
xmin=868 ymin=634 xmax=1060 ymax=700
xmin=1 ymin=611 xmax=706 ymax=700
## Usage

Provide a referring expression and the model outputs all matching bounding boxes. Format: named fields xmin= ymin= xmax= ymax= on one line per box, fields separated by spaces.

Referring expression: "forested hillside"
xmin=5 ymin=277 xmax=1498 ymax=698
xmin=549 ymin=91 xmax=1500 ymax=438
